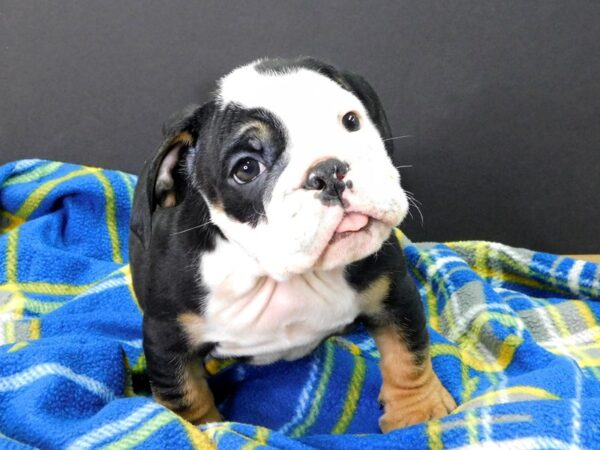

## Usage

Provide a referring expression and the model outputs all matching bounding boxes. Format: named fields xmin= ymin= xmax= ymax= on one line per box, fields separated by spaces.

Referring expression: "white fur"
xmin=196 ymin=62 xmax=409 ymax=361
xmin=199 ymin=237 xmax=360 ymax=364
xmin=212 ymin=62 xmax=408 ymax=280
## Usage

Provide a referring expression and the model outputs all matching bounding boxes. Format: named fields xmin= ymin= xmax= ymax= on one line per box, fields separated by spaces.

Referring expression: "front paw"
xmin=379 ymin=375 xmax=456 ymax=432
xmin=155 ymin=394 xmax=223 ymax=425
xmin=181 ymin=403 xmax=223 ymax=425
xmin=153 ymin=380 xmax=222 ymax=425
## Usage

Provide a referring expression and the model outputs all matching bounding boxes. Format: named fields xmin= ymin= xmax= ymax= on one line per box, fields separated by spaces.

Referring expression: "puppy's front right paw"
xmin=155 ymin=393 xmax=222 ymax=425
xmin=153 ymin=377 xmax=222 ymax=425
xmin=378 ymin=373 xmax=456 ymax=432
xmin=178 ymin=402 xmax=222 ymax=425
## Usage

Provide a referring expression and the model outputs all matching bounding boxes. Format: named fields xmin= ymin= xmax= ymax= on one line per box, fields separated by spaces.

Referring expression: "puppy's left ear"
xmin=336 ymin=71 xmax=394 ymax=156
xmin=130 ymin=103 xmax=211 ymax=249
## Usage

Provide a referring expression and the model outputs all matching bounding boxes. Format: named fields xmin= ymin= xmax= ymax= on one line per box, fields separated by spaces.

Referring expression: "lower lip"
xmin=329 ymin=217 xmax=372 ymax=245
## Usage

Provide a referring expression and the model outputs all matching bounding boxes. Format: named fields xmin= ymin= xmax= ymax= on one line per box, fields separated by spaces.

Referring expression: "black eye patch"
xmin=209 ymin=105 xmax=289 ymax=227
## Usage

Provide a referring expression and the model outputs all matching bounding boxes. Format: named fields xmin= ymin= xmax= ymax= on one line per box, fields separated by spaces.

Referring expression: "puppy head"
xmin=131 ymin=57 xmax=409 ymax=281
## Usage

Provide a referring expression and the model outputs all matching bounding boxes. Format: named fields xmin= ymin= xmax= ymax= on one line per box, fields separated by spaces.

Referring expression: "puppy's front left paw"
xmin=180 ymin=403 xmax=223 ymax=425
xmin=378 ymin=373 xmax=456 ymax=432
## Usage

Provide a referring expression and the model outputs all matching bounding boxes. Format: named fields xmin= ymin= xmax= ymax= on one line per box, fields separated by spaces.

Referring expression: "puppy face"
xmin=146 ymin=58 xmax=409 ymax=281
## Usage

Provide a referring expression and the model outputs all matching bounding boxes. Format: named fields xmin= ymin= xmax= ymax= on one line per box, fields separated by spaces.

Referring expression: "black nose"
xmin=304 ymin=158 xmax=349 ymax=203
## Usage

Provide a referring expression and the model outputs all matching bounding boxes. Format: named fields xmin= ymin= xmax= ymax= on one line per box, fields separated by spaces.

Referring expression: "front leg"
xmin=372 ymin=323 xmax=456 ymax=431
xmin=367 ymin=272 xmax=456 ymax=431
xmin=353 ymin=239 xmax=456 ymax=431
xmin=143 ymin=315 xmax=221 ymax=424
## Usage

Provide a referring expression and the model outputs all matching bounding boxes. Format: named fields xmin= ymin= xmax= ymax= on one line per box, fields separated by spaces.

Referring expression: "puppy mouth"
xmin=329 ymin=212 xmax=372 ymax=245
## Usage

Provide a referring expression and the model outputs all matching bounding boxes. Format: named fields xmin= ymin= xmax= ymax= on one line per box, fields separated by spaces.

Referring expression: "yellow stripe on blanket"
xmin=94 ymin=171 xmax=123 ymax=264
xmin=6 ymin=227 xmax=19 ymax=283
xmin=431 ymin=338 xmax=522 ymax=373
xmin=205 ymin=358 xmax=237 ymax=375
xmin=1 ymin=265 xmax=134 ymax=298
xmin=1 ymin=282 xmax=95 ymax=296
xmin=455 ymin=386 xmax=560 ymax=413
xmin=16 ymin=167 xmax=101 ymax=219
xmin=0 ymin=210 xmax=25 ymax=232
xmin=290 ymin=340 xmax=336 ymax=437
xmin=332 ymin=350 xmax=366 ymax=434
xmin=29 ymin=319 xmax=41 ymax=340
xmin=178 ymin=416 xmax=217 ymax=450
xmin=100 ymin=410 xmax=174 ymax=449
xmin=426 ymin=418 xmax=444 ymax=450
xmin=3 ymin=161 xmax=63 ymax=187
xmin=119 ymin=265 xmax=142 ymax=312
xmin=241 ymin=426 xmax=270 ymax=450
xmin=7 ymin=341 xmax=29 ymax=353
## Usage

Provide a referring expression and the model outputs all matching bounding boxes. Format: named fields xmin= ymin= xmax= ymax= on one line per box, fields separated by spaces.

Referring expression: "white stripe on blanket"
xmin=0 ymin=363 xmax=116 ymax=402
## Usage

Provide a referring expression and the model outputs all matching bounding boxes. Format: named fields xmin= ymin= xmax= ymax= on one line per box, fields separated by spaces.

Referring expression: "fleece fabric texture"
xmin=1 ymin=159 xmax=600 ymax=449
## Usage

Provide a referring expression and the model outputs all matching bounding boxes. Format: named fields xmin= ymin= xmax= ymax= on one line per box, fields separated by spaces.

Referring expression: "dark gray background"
xmin=1 ymin=1 xmax=599 ymax=253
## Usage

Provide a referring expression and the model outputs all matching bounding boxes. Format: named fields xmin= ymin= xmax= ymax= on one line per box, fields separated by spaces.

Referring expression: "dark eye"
xmin=232 ymin=157 xmax=265 ymax=184
xmin=342 ymin=111 xmax=360 ymax=132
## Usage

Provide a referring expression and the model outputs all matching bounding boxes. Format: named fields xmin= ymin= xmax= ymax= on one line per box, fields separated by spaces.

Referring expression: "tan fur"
xmin=161 ymin=193 xmax=177 ymax=208
xmin=178 ymin=312 xmax=207 ymax=348
xmin=373 ymin=326 xmax=456 ymax=431
xmin=153 ymin=360 xmax=221 ymax=424
xmin=158 ymin=313 xmax=220 ymax=424
xmin=156 ymin=132 xmax=193 ymax=208
xmin=357 ymin=275 xmax=390 ymax=316
xmin=237 ymin=121 xmax=270 ymax=138
xmin=172 ymin=131 xmax=193 ymax=145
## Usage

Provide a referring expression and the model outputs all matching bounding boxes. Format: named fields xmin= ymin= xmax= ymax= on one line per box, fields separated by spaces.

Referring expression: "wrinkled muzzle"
xmin=209 ymin=152 xmax=409 ymax=281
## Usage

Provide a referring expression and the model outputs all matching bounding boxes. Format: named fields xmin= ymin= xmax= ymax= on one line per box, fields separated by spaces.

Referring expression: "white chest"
xmin=197 ymin=239 xmax=361 ymax=364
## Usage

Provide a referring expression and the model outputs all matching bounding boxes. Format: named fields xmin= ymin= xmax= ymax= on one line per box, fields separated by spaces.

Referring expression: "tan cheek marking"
xmin=357 ymin=275 xmax=390 ymax=316
xmin=373 ymin=326 xmax=456 ymax=431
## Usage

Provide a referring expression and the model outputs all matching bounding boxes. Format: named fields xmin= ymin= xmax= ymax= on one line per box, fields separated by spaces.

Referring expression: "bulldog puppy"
xmin=129 ymin=57 xmax=456 ymax=432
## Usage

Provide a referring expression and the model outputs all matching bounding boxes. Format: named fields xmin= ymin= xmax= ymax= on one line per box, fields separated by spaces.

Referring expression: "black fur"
xmin=346 ymin=235 xmax=428 ymax=361
xmin=304 ymin=158 xmax=349 ymax=205
xmin=198 ymin=104 xmax=288 ymax=226
xmin=129 ymin=57 xmax=427 ymax=418
xmin=129 ymin=92 xmax=291 ymax=406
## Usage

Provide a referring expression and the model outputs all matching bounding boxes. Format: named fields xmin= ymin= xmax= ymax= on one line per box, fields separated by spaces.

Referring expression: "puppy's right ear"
xmin=130 ymin=103 xmax=211 ymax=249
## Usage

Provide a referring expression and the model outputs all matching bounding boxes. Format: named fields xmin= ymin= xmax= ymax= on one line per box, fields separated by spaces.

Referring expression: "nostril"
xmin=306 ymin=173 xmax=326 ymax=191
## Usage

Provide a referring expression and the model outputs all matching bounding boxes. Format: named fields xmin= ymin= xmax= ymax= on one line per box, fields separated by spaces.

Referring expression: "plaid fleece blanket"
xmin=1 ymin=159 xmax=600 ymax=450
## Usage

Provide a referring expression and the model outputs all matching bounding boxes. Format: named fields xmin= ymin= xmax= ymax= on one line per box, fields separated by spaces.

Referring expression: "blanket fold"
xmin=1 ymin=159 xmax=599 ymax=449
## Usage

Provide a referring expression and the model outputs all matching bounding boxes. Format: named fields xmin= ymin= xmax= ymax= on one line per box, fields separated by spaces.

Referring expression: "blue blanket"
xmin=1 ymin=159 xmax=600 ymax=449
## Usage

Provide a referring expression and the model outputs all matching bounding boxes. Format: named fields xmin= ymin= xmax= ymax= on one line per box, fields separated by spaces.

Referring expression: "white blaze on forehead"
xmin=219 ymin=62 xmax=359 ymax=108
xmin=218 ymin=63 xmax=365 ymax=136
